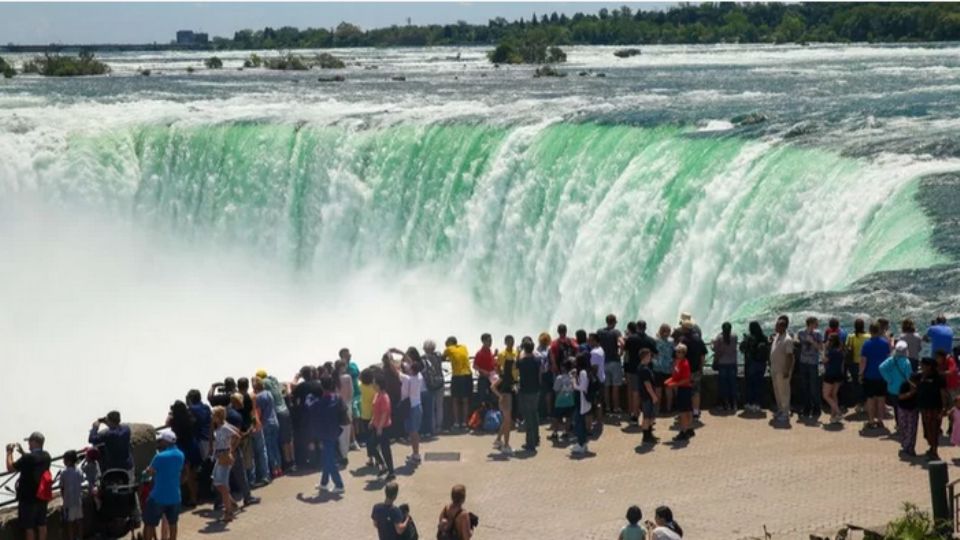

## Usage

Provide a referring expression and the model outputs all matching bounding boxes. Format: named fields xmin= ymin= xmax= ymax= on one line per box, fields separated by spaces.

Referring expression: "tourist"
xmin=654 ymin=324 xmax=676 ymax=414
xmin=896 ymin=373 xmax=920 ymax=457
xmin=310 ymin=376 xmax=345 ymax=494
xmin=844 ymin=318 xmax=869 ymax=411
xmin=518 ymin=338 xmax=541 ymax=452
xmin=290 ymin=365 xmax=321 ymax=470
xmin=936 ymin=349 xmax=960 ymax=401
xmin=89 ymin=410 xmax=133 ymax=472
xmin=421 ymin=340 xmax=446 ymax=437
xmin=711 ymin=322 xmax=739 ymax=411
xmin=917 ymin=358 xmax=948 ymax=461
xmin=796 ymin=317 xmax=824 ymax=419
xmin=898 ymin=319 xmax=923 ymax=372
xmin=165 ymin=401 xmax=200 ymax=507
xmin=620 ymin=505 xmax=645 ymax=540
xmin=370 ymin=372 xmax=396 ymax=480
xmin=879 ymin=341 xmax=914 ymax=427
xmin=770 ymin=318 xmax=795 ymax=422
xmin=588 ymin=332 xmax=607 ymax=426
xmin=334 ymin=361 xmax=354 ymax=463
xmin=571 ymin=353 xmax=593 ymax=455
xmin=474 ymin=333 xmax=496 ymax=407
xmin=949 ymin=396 xmax=960 ymax=447
xmin=824 ymin=318 xmax=847 ymax=344
xmin=257 ymin=370 xmax=293 ymax=472
xmin=60 ymin=450 xmax=82 ymax=540
xmin=740 ymin=321 xmax=769 ymax=413
xmin=358 ymin=368 xmax=378 ymax=467
xmin=207 ymin=377 xmax=237 ymax=408
xmin=638 ymin=349 xmax=659 ymax=444
xmin=647 ymin=506 xmax=683 ymax=539
xmin=822 ymin=334 xmax=846 ymax=424
xmin=576 ymin=329 xmax=590 ymax=353
xmin=623 ymin=321 xmax=642 ymax=423
xmin=185 ymin=390 xmax=212 ymax=464
xmin=400 ymin=358 xmax=424 ymax=463
xmin=860 ymin=323 xmax=892 ymax=430
xmin=228 ymin=393 xmax=259 ymax=506
xmin=677 ymin=321 xmax=707 ymax=419
xmin=492 ymin=338 xmax=516 ymax=456
xmin=443 ymin=336 xmax=472 ymax=430
xmin=236 ymin=377 xmax=267 ymax=486
xmin=381 ymin=352 xmax=405 ymax=441
xmin=551 ymin=359 xmax=575 ymax=441
xmin=6 ymin=432 xmax=50 ymax=540
xmin=926 ymin=315 xmax=955 ymax=360
xmin=252 ymin=377 xmax=282 ymax=479
xmin=210 ymin=406 xmax=239 ymax=522
xmin=143 ymin=428 xmax=185 ymax=540
xmin=535 ymin=332 xmax=554 ymax=424
xmin=598 ymin=314 xmax=624 ymax=415
xmin=550 ymin=324 xmax=579 ymax=370
xmin=878 ymin=317 xmax=895 ymax=346
xmin=338 ymin=349 xmax=362 ymax=451
xmin=666 ymin=344 xmax=694 ymax=441
xmin=372 ymin=481 xmax=410 ymax=540
xmin=437 ymin=484 xmax=473 ymax=540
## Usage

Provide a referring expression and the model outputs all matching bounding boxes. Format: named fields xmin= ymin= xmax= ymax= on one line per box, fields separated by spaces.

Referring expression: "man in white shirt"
xmin=770 ymin=316 xmax=795 ymax=422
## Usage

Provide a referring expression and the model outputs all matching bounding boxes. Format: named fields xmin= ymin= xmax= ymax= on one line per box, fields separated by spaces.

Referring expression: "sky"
xmin=0 ymin=2 xmax=677 ymax=45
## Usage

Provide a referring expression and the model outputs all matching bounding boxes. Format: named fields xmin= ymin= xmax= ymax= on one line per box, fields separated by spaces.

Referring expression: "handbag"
xmin=554 ymin=390 xmax=574 ymax=409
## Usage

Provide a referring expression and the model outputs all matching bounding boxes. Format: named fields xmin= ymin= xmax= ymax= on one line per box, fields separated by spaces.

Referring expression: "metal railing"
xmin=0 ymin=449 xmax=79 ymax=508
xmin=948 ymin=477 xmax=960 ymax=533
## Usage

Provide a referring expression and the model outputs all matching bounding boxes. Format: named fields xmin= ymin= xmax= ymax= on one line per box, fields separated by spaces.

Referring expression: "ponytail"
xmin=669 ymin=521 xmax=684 ymax=537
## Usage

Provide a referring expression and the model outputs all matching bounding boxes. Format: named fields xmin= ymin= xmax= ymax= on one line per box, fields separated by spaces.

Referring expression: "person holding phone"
xmin=6 ymin=431 xmax=51 ymax=540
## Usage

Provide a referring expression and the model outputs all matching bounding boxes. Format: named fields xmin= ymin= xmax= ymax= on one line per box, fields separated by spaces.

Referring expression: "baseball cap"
xmin=24 ymin=431 xmax=44 ymax=445
xmin=895 ymin=340 xmax=908 ymax=353
xmin=156 ymin=428 xmax=177 ymax=445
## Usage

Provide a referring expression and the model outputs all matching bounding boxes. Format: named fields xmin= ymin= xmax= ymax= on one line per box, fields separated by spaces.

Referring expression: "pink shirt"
xmin=952 ymin=409 xmax=960 ymax=446
xmin=372 ymin=392 xmax=392 ymax=429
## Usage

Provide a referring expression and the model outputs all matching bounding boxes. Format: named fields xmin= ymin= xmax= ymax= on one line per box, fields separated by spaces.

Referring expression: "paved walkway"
xmin=176 ymin=412 xmax=954 ymax=540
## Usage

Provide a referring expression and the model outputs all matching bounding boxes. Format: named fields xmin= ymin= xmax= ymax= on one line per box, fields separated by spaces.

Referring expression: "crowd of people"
xmin=4 ymin=310 xmax=958 ymax=540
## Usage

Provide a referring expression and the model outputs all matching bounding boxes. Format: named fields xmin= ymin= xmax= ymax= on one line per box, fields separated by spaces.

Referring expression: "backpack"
xmin=556 ymin=338 xmax=577 ymax=366
xmin=401 ymin=515 xmax=419 ymax=540
xmin=36 ymin=469 xmax=53 ymax=502
xmin=586 ymin=370 xmax=601 ymax=404
xmin=437 ymin=508 xmax=477 ymax=540
xmin=423 ymin=357 xmax=445 ymax=392
xmin=482 ymin=409 xmax=502 ymax=432
xmin=467 ymin=408 xmax=484 ymax=431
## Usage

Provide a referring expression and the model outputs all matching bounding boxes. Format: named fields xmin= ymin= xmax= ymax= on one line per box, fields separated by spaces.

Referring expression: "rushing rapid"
xmin=1 ymin=43 xmax=958 ymax=449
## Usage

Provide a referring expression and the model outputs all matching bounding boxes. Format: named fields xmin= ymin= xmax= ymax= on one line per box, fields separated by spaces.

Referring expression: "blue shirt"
xmin=88 ymin=424 xmax=132 ymax=471
xmin=188 ymin=403 xmax=212 ymax=441
xmin=256 ymin=391 xmax=278 ymax=426
xmin=226 ymin=408 xmax=243 ymax=430
xmin=927 ymin=324 xmax=955 ymax=356
xmin=878 ymin=355 xmax=913 ymax=396
xmin=654 ymin=338 xmax=675 ymax=375
xmin=861 ymin=337 xmax=891 ymax=381
xmin=149 ymin=447 xmax=185 ymax=505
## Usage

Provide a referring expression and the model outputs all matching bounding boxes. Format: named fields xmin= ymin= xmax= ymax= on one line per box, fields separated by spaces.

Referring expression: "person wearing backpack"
xmin=422 ymin=340 xmax=446 ymax=437
xmin=6 ymin=430 xmax=52 ymax=540
xmin=437 ymin=484 xmax=473 ymax=540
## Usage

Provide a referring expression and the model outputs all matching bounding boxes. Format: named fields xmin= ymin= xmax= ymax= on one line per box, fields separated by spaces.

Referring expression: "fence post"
xmin=929 ymin=460 xmax=950 ymax=531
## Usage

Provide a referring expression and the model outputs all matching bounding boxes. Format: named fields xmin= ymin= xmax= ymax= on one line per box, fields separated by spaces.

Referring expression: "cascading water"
xmin=2 ymin=43 xmax=959 ymax=449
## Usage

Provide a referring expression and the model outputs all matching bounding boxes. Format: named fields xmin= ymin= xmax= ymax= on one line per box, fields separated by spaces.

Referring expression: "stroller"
xmin=95 ymin=468 xmax=142 ymax=540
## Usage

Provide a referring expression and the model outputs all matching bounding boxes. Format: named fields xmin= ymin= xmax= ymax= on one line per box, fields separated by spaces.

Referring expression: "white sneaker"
xmin=570 ymin=444 xmax=584 ymax=454
xmin=501 ymin=445 xmax=513 ymax=456
xmin=492 ymin=440 xmax=502 ymax=450
xmin=582 ymin=443 xmax=589 ymax=453
xmin=317 ymin=483 xmax=328 ymax=492
xmin=332 ymin=486 xmax=345 ymax=494
xmin=349 ymin=442 xmax=359 ymax=451
xmin=407 ymin=454 xmax=421 ymax=463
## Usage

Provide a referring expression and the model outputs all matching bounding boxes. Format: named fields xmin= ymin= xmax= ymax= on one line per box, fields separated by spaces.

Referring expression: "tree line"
xmin=212 ymin=3 xmax=960 ymax=50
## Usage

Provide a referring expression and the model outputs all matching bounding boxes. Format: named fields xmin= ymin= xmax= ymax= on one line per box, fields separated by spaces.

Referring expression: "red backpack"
xmin=36 ymin=469 xmax=53 ymax=502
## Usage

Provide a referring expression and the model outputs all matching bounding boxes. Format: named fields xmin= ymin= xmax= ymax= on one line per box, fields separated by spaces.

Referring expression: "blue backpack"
xmin=482 ymin=409 xmax=502 ymax=432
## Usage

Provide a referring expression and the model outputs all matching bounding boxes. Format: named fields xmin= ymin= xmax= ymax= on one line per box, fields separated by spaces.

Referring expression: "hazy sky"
xmin=0 ymin=2 xmax=676 ymax=45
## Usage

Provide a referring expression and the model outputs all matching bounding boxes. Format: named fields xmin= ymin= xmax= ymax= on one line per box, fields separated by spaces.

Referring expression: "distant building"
xmin=175 ymin=30 xmax=209 ymax=46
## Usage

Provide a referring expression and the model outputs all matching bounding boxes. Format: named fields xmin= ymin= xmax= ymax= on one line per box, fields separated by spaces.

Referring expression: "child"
xmin=81 ymin=447 xmax=101 ymax=509
xmin=917 ymin=358 xmax=948 ymax=461
xmin=619 ymin=505 xmax=646 ymax=540
xmin=638 ymin=349 xmax=659 ymax=444
xmin=60 ymin=450 xmax=83 ymax=540
xmin=551 ymin=359 xmax=575 ymax=441
xmin=359 ymin=368 xmax=377 ymax=467
xmin=951 ymin=395 xmax=960 ymax=447
xmin=897 ymin=374 xmax=920 ymax=457
xmin=398 ymin=503 xmax=418 ymax=540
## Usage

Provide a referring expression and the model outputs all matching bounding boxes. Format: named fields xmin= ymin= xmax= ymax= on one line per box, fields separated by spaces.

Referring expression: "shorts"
xmin=63 ymin=503 xmax=83 ymax=522
xmin=604 ymin=362 xmax=624 ymax=386
xmin=823 ymin=373 xmax=845 ymax=385
xmin=553 ymin=406 xmax=573 ymax=420
xmin=212 ymin=462 xmax=231 ymax=487
xmin=626 ymin=372 xmax=640 ymax=391
xmin=654 ymin=372 xmax=671 ymax=387
xmin=406 ymin=405 xmax=423 ymax=433
xmin=197 ymin=439 xmax=210 ymax=462
xmin=540 ymin=372 xmax=555 ymax=393
xmin=691 ymin=372 xmax=703 ymax=394
xmin=143 ymin=498 xmax=180 ymax=527
xmin=451 ymin=375 xmax=473 ymax=399
xmin=675 ymin=387 xmax=693 ymax=412
xmin=18 ymin=500 xmax=47 ymax=528
xmin=641 ymin=400 xmax=656 ymax=419
xmin=863 ymin=378 xmax=887 ymax=398
xmin=277 ymin=409 xmax=293 ymax=444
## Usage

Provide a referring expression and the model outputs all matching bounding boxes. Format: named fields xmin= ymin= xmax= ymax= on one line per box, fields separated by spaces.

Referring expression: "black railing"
xmin=948 ymin=478 xmax=960 ymax=533
xmin=0 ymin=449 xmax=77 ymax=509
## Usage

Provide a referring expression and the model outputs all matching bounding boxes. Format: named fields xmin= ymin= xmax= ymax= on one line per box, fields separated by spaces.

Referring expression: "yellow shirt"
xmin=846 ymin=333 xmax=869 ymax=365
xmin=360 ymin=383 xmax=375 ymax=420
xmin=497 ymin=348 xmax=520 ymax=381
xmin=445 ymin=344 xmax=471 ymax=376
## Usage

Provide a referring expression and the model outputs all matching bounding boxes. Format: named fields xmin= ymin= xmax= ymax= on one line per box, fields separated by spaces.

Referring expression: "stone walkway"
xmin=176 ymin=412 xmax=955 ymax=540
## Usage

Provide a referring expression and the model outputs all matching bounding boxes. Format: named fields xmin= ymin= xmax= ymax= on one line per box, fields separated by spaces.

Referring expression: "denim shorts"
xmin=212 ymin=462 xmax=231 ymax=487
xmin=406 ymin=404 xmax=423 ymax=433
xmin=144 ymin=498 xmax=181 ymax=527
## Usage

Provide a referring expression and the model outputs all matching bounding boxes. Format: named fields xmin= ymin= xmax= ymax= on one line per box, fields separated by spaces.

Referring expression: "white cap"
xmin=156 ymin=428 xmax=177 ymax=445
xmin=895 ymin=340 xmax=908 ymax=353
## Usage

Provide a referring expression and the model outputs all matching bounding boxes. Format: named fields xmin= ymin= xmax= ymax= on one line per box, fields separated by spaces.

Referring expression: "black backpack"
xmin=556 ymin=338 xmax=577 ymax=366
xmin=586 ymin=369 xmax=601 ymax=404
xmin=423 ymin=356 xmax=445 ymax=392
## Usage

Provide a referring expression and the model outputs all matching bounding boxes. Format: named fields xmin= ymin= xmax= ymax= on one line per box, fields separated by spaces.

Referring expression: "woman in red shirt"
xmin=370 ymin=373 xmax=395 ymax=481
xmin=665 ymin=344 xmax=695 ymax=442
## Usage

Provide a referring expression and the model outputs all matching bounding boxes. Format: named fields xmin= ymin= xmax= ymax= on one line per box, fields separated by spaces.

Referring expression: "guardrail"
xmin=948 ymin=477 xmax=960 ymax=533
xmin=0 ymin=449 xmax=78 ymax=509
